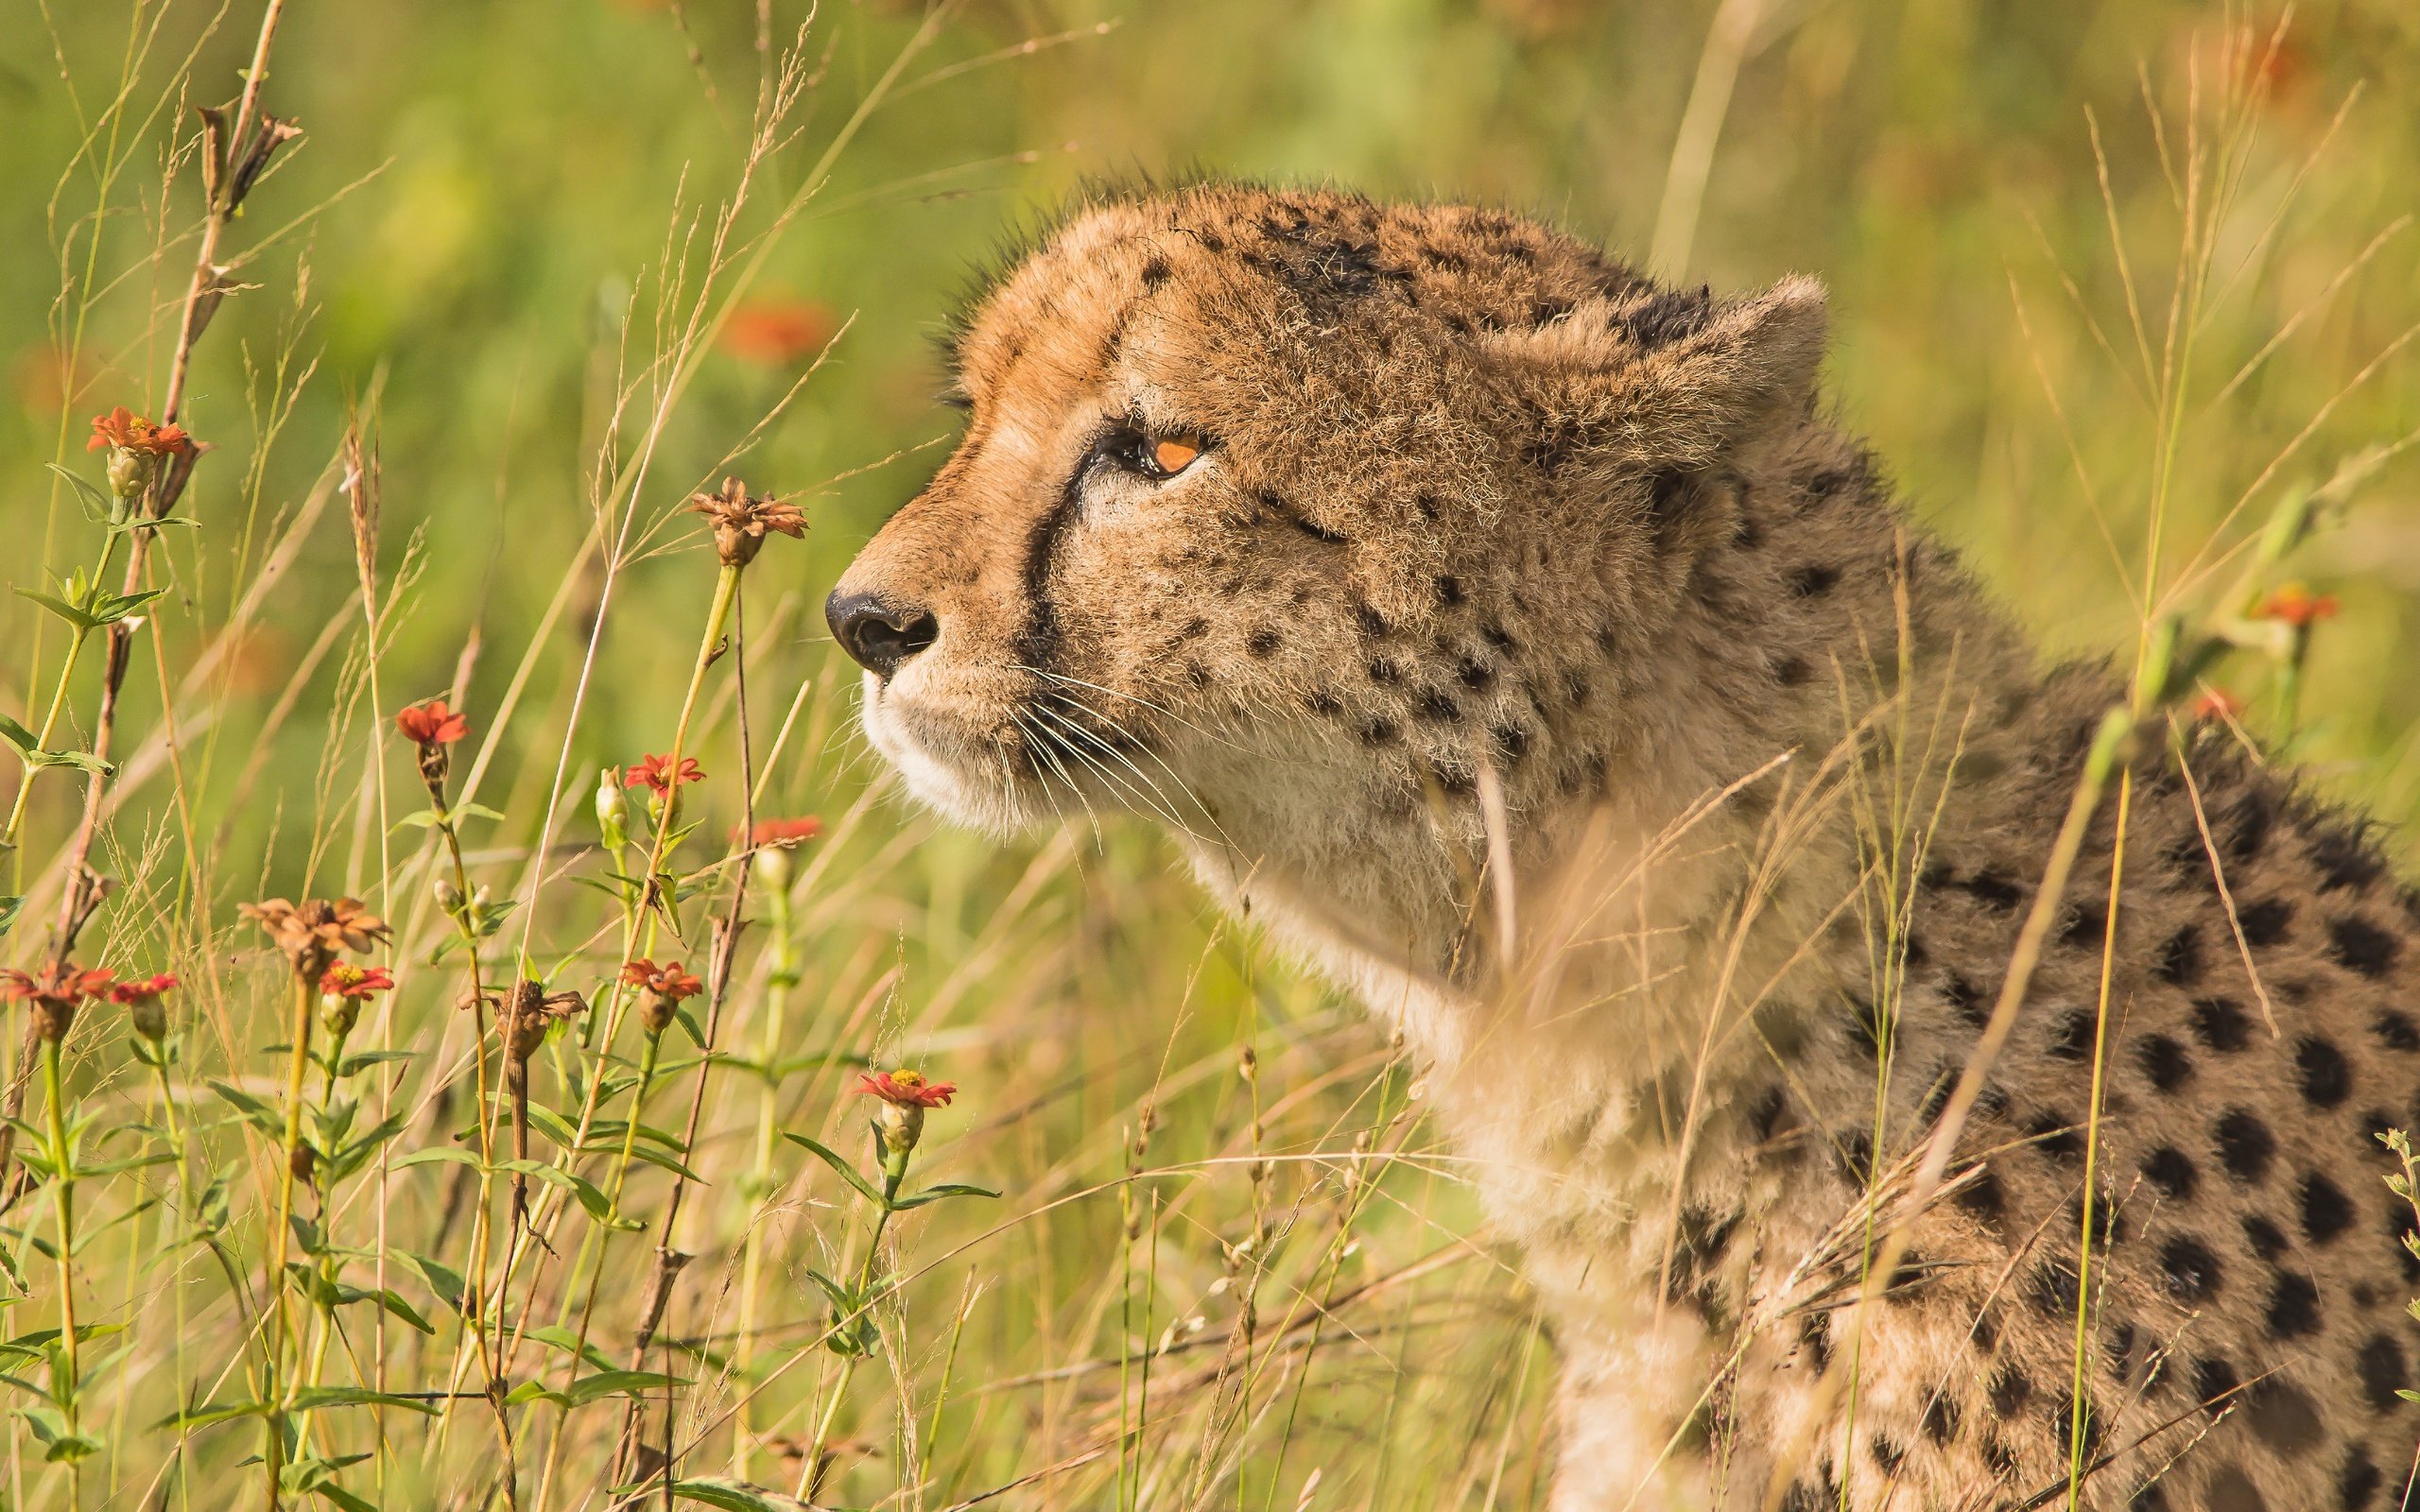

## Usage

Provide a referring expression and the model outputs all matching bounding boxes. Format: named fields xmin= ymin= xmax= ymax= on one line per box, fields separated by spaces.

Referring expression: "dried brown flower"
xmin=241 ymin=896 xmax=391 ymax=981
xmin=686 ymin=476 xmax=804 ymax=568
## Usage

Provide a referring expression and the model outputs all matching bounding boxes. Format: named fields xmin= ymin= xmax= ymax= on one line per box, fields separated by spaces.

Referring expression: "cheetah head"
xmin=829 ymin=183 xmax=1827 ymax=894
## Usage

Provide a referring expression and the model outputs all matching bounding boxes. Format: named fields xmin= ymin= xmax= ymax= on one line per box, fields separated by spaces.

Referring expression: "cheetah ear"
xmin=1486 ymin=275 xmax=1828 ymax=472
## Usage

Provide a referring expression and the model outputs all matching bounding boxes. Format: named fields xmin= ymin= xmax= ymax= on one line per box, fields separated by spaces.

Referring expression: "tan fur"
xmin=830 ymin=182 xmax=2420 ymax=1511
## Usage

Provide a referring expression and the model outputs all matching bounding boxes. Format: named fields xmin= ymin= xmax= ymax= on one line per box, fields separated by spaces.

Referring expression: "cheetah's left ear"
xmin=1485 ymin=274 xmax=1828 ymax=472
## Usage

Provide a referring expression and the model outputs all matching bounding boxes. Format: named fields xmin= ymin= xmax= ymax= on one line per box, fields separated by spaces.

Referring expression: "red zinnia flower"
xmin=620 ymin=958 xmax=702 ymax=1001
xmin=320 ymin=963 xmax=395 ymax=1000
xmin=2252 ymin=584 xmax=2339 ymax=628
xmin=748 ymin=816 xmax=823 ymax=849
xmin=853 ymin=1068 xmax=957 ymax=1108
xmin=1 ymin=962 xmax=114 ymax=1041
xmin=108 ymin=972 xmax=178 ymax=1005
xmin=396 ymin=699 xmax=471 ymax=747
xmin=626 ymin=753 xmax=705 ymax=797
xmin=86 ymin=405 xmax=195 ymax=457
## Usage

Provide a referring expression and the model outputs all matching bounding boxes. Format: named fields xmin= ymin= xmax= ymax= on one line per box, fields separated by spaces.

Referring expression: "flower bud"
xmin=765 ymin=836 xmax=806 ymax=888
xmin=106 ymin=447 xmax=155 ymax=502
xmin=129 ymin=997 xmax=168 ymax=1042
xmin=435 ymin=876 xmax=465 ymax=915
xmin=596 ymin=766 xmax=631 ymax=850
xmin=321 ymin=992 xmax=361 ymax=1040
xmin=289 ymin=1142 xmax=316 ymax=1183
xmin=874 ymin=1098 xmax=926 ymax=1157
xmin=638 ymin=988 xmax=678 ymax=1038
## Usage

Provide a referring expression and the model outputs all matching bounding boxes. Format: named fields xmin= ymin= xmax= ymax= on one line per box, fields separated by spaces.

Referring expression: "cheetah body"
xmin=830 ymin=182 xmax=2420 ymax=1511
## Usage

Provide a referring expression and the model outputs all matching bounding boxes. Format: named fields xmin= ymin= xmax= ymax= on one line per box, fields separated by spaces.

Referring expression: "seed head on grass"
xmin=240 ymin=897 xmax=391 ymax=982
xmin=108 ymin=972 xmax=179 ymax=1042
xmin=686 ymin=476 xmax=805 ymax=568
xmin=0 ymin=963 xmax=114 ymax=1042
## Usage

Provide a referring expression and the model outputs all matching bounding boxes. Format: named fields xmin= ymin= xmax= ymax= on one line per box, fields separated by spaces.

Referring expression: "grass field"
xmin=2 ymin=0 xmax=2417 ymax=1507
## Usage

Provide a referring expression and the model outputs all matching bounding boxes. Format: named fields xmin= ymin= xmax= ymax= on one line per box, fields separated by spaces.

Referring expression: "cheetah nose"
xmin=826 ymin=590 xmax=940 ymax=679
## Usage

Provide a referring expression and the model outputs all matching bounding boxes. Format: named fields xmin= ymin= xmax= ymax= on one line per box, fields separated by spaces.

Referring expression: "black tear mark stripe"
xmin=1014 ymin=463 xmax=1088 ymax=673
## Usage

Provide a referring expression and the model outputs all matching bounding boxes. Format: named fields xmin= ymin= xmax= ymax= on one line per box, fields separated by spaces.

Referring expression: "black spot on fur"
xmin=2052 ymin=1389 xmax=2100 ymax=1460
xmin=1941 ymin=972 xmax=1986 ymax=1027
xmin=2376 ymin=1010 xmax=2420 ymax=1052
xmin=2296 ymin=1037 xmax=2353 ymax=1108
xmin=1246 ymin=628 xmax=1281 ymax=659
xmin=1138 ymin=256 xmax=1170 ymax=289
xmin=2309 ymin=819 xmax=2385 ymax=893
xmin=2161 ymin=1236 xmax=2221 ymax=1300
xmin=2266 ymin=1273 xmax=2324 ymax=1339
xmin=1789 ymin=564 xmax=1841 ymax=599
xmin=2153 ymin=926 xmax=2204 ymax=986
xmin=2059 ymin=902 xmax=2107 ymax=951
xmin=1305 ymin=689 xmax=1343 ymax=717
xmin=2135 ymin=1034 xmax=2191 ymax=1091
xmin=1921 ymin=1392 xmax=1960 ymax=1446
xmin=2329 ymin=915 xmax=2400 ymax=978
xmin=1798 ymin=1309 xmax=1832 ymax=1375
xmin=1611 ymin=284 xmax=1712 ymax=349
xmin=2241 ymin=1214 xmax=2289 ymax=1262
xmin=1952 ymin=1165 xmax=2004 ymax=1223
xmin=1354 ymin=603 xmax=1390 ymax=639
xmin=2227 ymin=789 xmax=2276 ymax=863
xmin=1358 ymin=717 xmax=1398 ymax=747
xmin=2237 ymin=897 xmax=2295 ymax=947
xmin=1772 ymin=654 xmax=1810 ymax=687
xmin=2193 ymin=1356 xmax=2242 ymax=1417
xmin=2216 ymin=1109 xmax=2276 ymax=1183
xmin=1869 ymin=1435 xmax=1905 ymax=1475
xmin=1492 ymin=724 xmax=1530 ymax=764
xmin=1366 ymin=658 xmax=1400 ymax=685
xmin=1988 ymin=1365 xmax=2031 ymax=1414
xmin=2143 ymin=1146 xmax=2198 ymax=1201
xmin=1413 ymin=491 xmax=1442 ymax=521
xmin=2049 ymin=1008 xmax=2097 ymax=1059
xmin=1415 ymin=691 xmax=1461 ymax=724
xmin=1456 ymin=657 xmax=1495 ymax=692
xmin=2358 ymin=1333 xmax=2408 ymax=1413
xmin=1835 ymin=1129 xmax=1874 ymax=1187
xmin=2339 ymin=1448 xmax=2383 ymax=1510
xmin=1747 ymin=1085 xmax=1790 ymax=1144
xmin=2028 ymin=1112 xmax=2083 ymax=1162
xmin=2246 ymin=1378 xmax=2323 ymax=1455
xmin=2030 ymin=1258 xmax=2081 ymax=1315
xmin=2192 ymin=998 xmax=2252 ymax=1052
xmin=1961 ymin=871 xmax=2025 ymax=912
xmin=1434 ymin=575 xmax=1464 ymax=608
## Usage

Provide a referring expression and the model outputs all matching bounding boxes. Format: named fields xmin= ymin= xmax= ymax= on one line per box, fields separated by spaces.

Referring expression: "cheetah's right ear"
xmin=1485 ymin=274 xmax=1828 ymax=472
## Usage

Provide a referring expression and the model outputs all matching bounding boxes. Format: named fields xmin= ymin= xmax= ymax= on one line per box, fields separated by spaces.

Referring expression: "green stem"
xmin=42 ymin=1035 xmax=80 ymax=1502
xmin=264 ymin=971 xmax=314 ymax=1512
xmin=795 ymin=1154 xmax=902 ymax=1502
xmin=732 ymin=877 xmax=796 ymax=1478
xmin=2 ymin=534 xmax=125 ymax=869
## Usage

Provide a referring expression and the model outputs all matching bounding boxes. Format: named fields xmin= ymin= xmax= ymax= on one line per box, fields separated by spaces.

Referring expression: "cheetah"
xmin=825 ymin=180 xmax=2420 ymax=1510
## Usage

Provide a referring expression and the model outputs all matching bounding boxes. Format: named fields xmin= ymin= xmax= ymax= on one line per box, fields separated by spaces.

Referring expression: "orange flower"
xmin=620 ymin=958 xmax=703 ymax=1000
xmin=2252 ymin=583 xmax=2339 ymax=628
xmin=320 ymin=963 xmax=395 ymax=1000
xmin=853 ymin=1068 xmax=957 ymax=1109
xmin=1 ymin=961 xmax=115 ymax=1041
xmin=396 ymin=699 xmax=471 ymax=747
xmin=749 ymin=816 xmax=823 ymax=849
xmin=719 ymin=297 xmax=836 ymax=367
xmin=2192 ymin=689 xmax=2244 ymax=724
xmin=107 ymin=972 xmax=178 ymax=1005
xmin=626 ymin=753 xmax=705 ymax=797
xmin=86 ymin=405 xmax=195 ymax=457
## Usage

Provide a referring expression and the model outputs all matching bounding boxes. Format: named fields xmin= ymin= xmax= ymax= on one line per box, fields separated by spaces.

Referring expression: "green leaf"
xmin=0 ymin=716 xmax=38 ymax=755
xmin=390 ymin=1146 xmax=480 ymax=1172
xmin=522 ymin=1325 xmax=614 ymax=1373
xmin=207 ymin=1081 xmax=287 ymax=1138
xmin=43 ymin=463 xmax=114 ymax=522
xmin=335 ymin=1050 xmax=415 ymax=1077
xmin=888 ymin=1181 xmax=1000 ymax=1211
xmin=502 ymin=1379 xmax=571 ymax=1409
xmin=13 ymin=590 xmax=102 ymax=632
xmin=781 ymin=1133 xmax=884 ymax=1210
xmin=655 ymin=1477 xmax=813 ymax=1511
xmin=562 ymin=1369 xmax=682 ymax=1407
xmin=0 ymin=896 xmax=19 ymax=937
xmin=397 ymin=1251 xmax=465 ymax=1314
xmin=450 ymin=801 xmax=506 ymax=825
xmin=0 ymin=1246 xmax=28 ymax=1298
xmin=289 ymin=1386 xmax=438 ymax=1418
xmin=162 ymin=1398 xmax=269 ymax=1430
xmin=312 ymin=1484 xmax=379 ymax=1512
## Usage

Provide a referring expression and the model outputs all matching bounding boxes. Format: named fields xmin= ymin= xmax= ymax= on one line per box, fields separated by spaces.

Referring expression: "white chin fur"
xmin=858 ymin=674 xmax=1052 ymax=837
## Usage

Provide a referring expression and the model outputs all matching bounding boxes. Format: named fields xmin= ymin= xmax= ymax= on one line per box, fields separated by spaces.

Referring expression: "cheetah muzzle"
xmin=829 ymin=181 xmax=2419 ymax=1511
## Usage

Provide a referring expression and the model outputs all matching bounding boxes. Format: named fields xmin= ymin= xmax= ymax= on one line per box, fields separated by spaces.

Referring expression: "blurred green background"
xmin=3 ymin=0 xmax=2418 ymax=1504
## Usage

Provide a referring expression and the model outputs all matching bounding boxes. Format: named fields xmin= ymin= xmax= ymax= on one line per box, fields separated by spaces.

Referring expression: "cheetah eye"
xmin=1098 ymin=424 xmax=1210 ymax=483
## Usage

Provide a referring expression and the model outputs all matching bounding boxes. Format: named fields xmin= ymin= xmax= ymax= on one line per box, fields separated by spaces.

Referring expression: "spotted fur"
xmin=830 ymin=182 xmax=2420 ymax=1511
